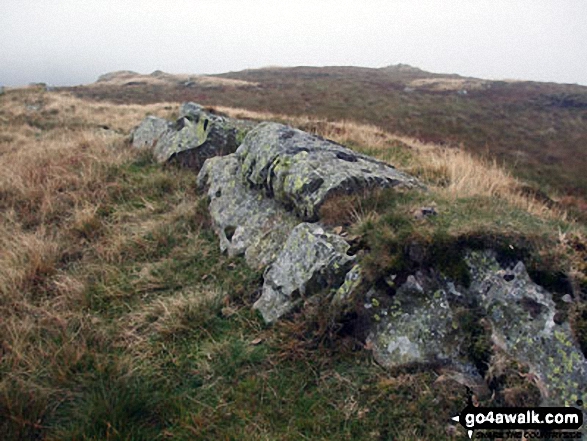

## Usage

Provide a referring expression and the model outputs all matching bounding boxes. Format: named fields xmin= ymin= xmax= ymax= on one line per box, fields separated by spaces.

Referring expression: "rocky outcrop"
xmin=366 ymin=250 xmax=587 ymax=407
xmin=132 ymin=102 xmax=586 ymax=411
xmin=237 ymin=122 xmax=420 ymax=221
xmin=195 ymin=119 xmax=421 ymax=322
xmin=197 ymin=154 xmax=299 ymax=270
xmin=467 ymin=251 xmax=586 ymax=406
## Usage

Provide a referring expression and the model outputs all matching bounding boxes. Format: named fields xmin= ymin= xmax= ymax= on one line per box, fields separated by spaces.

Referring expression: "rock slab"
xmin=237 ymin=122 xmax=421 ymax=221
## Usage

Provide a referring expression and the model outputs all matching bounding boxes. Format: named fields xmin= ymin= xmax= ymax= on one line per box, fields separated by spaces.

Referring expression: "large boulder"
xmin=154 ymin=116 xmax=208 ymax=163
xmin=253 ymin=222 xmax=356 ymax=322
xmin=236 ymin=122 xmax=421 ymax=221
xmin=156 ymin=103 xmax=255 ymax=170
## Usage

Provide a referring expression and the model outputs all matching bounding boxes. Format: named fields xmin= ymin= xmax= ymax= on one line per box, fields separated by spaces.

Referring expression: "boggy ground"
xmin=1 ymin=87 xmax=586 ymax=440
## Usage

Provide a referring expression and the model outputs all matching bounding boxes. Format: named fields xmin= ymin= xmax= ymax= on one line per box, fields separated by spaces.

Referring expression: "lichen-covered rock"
xmin=153 ymin=116 xmax=209 ymax=163
xmin=366 ymin=272 xmax=468 ymax=369
xmin=332 ymin=263 xmax=363 ymax=309
xmin=172 ymin=103 xmax=256 ymax=170
xmin=367 ymin=250 xmax=587 ymax=408
xmin=179 ymin=102 xmax=214 ymax=121
xmin=254 ymin=223 xmax=356 ymax=322
xmin=197 ymin=154 xmax=299 ymax=269
xmin=466 ymin=250 xmax=587 ymax=406
xmin=130 ymin=102 xmax=256 ymax=171
xmin=131 ymin=116 xmax=171 ymax=150
xmin=236 ymin=122 xmax=421 ymax=220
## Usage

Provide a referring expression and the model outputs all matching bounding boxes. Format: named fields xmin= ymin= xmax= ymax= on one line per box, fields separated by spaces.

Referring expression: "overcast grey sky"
xmin=1 ymin=0 xmax=586 ymax=87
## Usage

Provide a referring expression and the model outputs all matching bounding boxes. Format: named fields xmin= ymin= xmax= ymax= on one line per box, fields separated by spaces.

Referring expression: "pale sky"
xmin=1 ymin=0 xmax=586 ymax=87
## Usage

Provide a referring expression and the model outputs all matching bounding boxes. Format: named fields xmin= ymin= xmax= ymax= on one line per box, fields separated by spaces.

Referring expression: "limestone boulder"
xmin=236 ymin=122 xmax=421 ymax=221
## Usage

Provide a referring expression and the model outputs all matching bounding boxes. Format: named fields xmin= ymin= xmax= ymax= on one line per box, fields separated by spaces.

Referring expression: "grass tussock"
xmin=0 ymin=88 xmax=200 ymax=439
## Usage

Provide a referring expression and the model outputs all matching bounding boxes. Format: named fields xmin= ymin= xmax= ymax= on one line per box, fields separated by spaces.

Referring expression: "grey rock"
xmin=253 ymin=223 xmax=356 ymax=322
xmin=366 ymin=272 xmax=466 ymax=369
xmin=131 ymin=116 xmax=171 ymax=150
xmin=179 ymin=102 xmax=212 ymax=120
xmin=466 ymin=250 xmax=587 ymax=406
xmin=367 ymin=250 xmax=587 ymax=408
xmin=197 ymin=154 xmax=299 ymax=269
xmin=236 ymin=122 xmax=421 ymax=221
xmin=153 ymin=103 xmax=256 ymax=171
xmin=154 ymin=116 xmax=209 ymax=163
xmin=332 ymin=263 xmax=363 ymax=310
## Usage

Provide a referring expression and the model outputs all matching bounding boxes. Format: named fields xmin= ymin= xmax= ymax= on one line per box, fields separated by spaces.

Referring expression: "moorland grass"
xmin=1 ymin=87 xmax=585 ymax=440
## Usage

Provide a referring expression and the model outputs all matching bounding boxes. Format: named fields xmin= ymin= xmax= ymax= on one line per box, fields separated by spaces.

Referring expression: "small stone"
xmin=414 ymin=206 xmax=437 ymax=219
xmin=445 ymin=424 xmax=458 ymax=437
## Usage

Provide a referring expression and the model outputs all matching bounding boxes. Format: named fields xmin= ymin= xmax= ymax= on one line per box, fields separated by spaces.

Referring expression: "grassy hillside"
xmin=66 ymin=66 xmax=587 ymax=213
xmin=1 ymin=87 xmax=586 ymax=440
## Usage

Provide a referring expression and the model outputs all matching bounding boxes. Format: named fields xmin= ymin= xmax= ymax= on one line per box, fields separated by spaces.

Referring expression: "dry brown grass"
xmin=120 ymin=285 xmax=225 ymax=355
xmin=91 ymin=71 xmax=259 ymax=88
xmin=213 ymin=106 xmax=567 ymax=221
xmin=408 ymin=77 xmax=487 ymax=91
xmin=0 ymin=89 xmax=185 ymax=436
